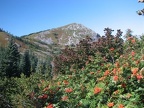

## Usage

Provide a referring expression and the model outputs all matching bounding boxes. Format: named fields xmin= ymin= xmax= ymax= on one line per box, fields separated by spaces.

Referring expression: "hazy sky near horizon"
xmin=0 ymin=0 xmax=144 ymax=37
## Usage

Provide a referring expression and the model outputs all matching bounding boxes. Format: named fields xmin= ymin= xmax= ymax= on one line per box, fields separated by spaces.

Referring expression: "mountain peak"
xmin=22 ymin=23 xmax=99 ymax=46
xmin=61 ymin=23 xmax=93 ymax=31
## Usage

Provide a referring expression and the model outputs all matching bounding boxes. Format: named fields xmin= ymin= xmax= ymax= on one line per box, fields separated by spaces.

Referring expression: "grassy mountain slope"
xmin=0 ymin=31 xmax=28 ymax=52
xmin=22 ymin=23 xmax=98 ymax=46
xmin=21 ymin=23 xmax=99 ymax=57
xmin=0 ymin=23 xmax=99 ymax=58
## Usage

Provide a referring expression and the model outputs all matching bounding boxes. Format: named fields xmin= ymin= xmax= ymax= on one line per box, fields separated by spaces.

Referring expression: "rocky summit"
xmin=22 ymin=23 xmax=99 ymax=46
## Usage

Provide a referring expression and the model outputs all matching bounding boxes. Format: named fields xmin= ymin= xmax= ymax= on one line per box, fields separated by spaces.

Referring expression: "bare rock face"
xmin=20 ymin=23 xmax=100 ymax=57
xmin=23 ymin=23 xmax=99 ymax=46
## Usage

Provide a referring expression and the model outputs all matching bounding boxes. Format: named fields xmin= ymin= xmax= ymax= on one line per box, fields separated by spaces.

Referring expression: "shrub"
xmin=53 ymin=28 xmax=124 ymax=76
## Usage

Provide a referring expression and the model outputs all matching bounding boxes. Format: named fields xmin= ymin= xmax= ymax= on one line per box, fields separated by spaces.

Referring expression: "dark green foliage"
xmin=140 ymin=35 xmax=144 ymax=48
xmin=36 ymin=56 xmax=52 ymax=78
xmin=0 ymin=73 xmax=47 ymax=108
xmin=36 ymin=60 xmax=45 ymax=74
xmin=0 ymin=78 xmax=20 ymax=108
xmin=19 ymin=51 xmax=38 ymax=77
xmin=0 ymin=46 xmax=6 ymax=77
xmin=42 ymin=56 xmax=52 ymax=75
xmin=1 ymin=38 xmax=20 ymax=77
xmin=29 ymin=52 xmax=38 ymax=73
xmin=21 ymin=50 xmax=31 ymax=77
xmin=0 ymin=94 xmax=12 ymax=108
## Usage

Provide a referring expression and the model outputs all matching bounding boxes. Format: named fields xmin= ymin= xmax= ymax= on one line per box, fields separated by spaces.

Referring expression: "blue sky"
xmin=0 ymin=0 xmax=144 ymax=37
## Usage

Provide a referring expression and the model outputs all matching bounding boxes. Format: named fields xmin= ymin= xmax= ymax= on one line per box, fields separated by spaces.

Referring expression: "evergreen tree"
xmin=35 ymin=56 xmax=52 ymax=78
xmin=21 ymin=50 xmax=31 ymax=77
xmin=36 ymin=60 xmax=43 ymax=74
xmin=0 ymin=46 xmax=6 ymax=77
xmin=1 ymin=38 xmax=20 ymax=77
xmin=29 ymin=52 xmax=38 ymax=73
xmin=45 ymin=56 xmax=53 ymax=74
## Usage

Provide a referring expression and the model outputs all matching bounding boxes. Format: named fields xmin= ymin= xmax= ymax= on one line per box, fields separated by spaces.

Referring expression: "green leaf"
xmin=80 ymin=99 xmax=89 ymax=106
xmin=96 ymin=82 xmax=105 ymax=88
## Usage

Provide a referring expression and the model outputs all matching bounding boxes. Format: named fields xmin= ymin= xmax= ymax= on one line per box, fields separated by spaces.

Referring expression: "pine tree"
xmin=1 ymin=38 xmax=20 ymax=77
xmin=0 ymin=46 xmax=6 ymax=77
xmin=21 ymin=50 xmax=31 ymax=77
xmin=29 ymin=52 xmax=38 ymax=73
xmin=35 ymin=60 xmax=43 ymax=74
